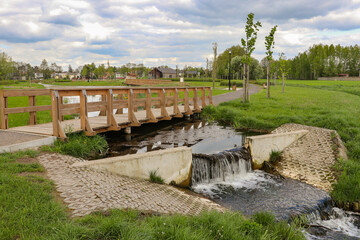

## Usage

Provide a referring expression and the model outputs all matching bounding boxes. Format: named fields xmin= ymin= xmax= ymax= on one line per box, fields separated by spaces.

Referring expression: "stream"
xmin=104 ymin=117 xmax=359 ymax=239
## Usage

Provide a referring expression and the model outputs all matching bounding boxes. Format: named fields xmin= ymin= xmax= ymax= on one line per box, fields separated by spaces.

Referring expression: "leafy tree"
xmin=264 ymin=25 xmax=277 ymax=98
xmin=40 ymin=59 xmax=51 ymax=79
xmin=68 ymin=64 xmax=73 ymax=73
xmin=241 ymin=13 xmax=262 ymax=102
xmin=0 ymin=52 xmax=15 ymax=80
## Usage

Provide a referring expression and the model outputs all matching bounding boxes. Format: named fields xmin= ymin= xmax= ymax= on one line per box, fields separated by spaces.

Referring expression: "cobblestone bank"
xmin=38 ymin=153 xmax=224 ymax=217
xmin=272 ymin=123 xmax=347 ymax=192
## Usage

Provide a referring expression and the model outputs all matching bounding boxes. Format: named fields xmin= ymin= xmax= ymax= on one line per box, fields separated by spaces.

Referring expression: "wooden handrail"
xmin=0 ymin=86 xmax=213 ymax=137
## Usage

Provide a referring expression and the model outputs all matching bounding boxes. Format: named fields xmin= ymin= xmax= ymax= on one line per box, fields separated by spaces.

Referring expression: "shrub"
xmin=220 ymin=80 xmax=243 ymax=87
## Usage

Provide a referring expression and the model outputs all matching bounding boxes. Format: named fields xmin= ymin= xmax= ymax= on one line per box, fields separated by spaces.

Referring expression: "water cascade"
xmin=191 ymin=148 xmax=252 ymax=185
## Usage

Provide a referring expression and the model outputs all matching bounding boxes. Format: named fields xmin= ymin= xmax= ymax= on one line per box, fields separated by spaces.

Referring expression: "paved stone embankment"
xmin=38 ymin=153 xmax=224 ymax=217
xmin=272 ymin=123 xmax=347 ymax=192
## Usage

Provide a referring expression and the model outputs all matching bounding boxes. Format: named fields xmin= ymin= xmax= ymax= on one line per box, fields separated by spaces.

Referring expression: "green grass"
xmin=269 ymin=151 xmax=282 ymax=164
xmin=149 ymin=170 xmax=165 ymax=184
xmin=202 ymin=81 xmax=360 ymax=202
xmin=0 ymin=150 xmax=305 ymax=240
xmin=42 ymin=133 xmax=109 ymax=159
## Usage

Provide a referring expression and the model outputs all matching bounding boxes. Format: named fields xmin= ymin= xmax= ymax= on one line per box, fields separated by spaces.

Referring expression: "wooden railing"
xmin=0 ymin=87 xmax=212 ymax=138
xmin=0 ymin=89 xmax=51 ymax=129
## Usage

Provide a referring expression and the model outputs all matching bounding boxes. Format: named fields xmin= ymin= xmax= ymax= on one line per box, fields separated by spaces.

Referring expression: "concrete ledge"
xmin=72 ymin=147 xmax=192 ymax=186
xmin=0 ymin=136 xmax=57 ymax=153
xmin=245 ymin=130 xmax=308 ymax=169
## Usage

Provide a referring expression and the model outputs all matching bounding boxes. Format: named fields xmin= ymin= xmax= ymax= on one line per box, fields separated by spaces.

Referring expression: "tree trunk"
xmin=267 ymin=65 xmax=270 ymax=98
xmin=282 ymin=72 xmax=285 ymax=93
xmin=243 ymin=64 xmax=246 ymax=103
xmin=246 ymin=64 xmax=250 ymax=101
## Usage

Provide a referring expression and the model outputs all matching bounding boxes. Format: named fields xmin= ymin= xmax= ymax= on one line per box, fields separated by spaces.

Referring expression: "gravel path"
xmin=212 ymin=84 xmax=263 ymax=106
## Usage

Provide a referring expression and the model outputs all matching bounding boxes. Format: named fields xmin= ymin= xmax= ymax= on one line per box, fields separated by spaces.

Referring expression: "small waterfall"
xmin=305 ymin=204 xmax=360 ymax=239
xmin=191 ymin=147 xmax=252 ymax=185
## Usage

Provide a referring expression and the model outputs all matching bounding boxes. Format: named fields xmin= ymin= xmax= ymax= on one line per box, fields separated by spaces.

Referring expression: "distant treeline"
xmin=287 ymin=44 xmax=360 ymax=80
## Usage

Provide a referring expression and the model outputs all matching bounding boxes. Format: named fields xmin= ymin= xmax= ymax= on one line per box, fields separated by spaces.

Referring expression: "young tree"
xmin=278 ymin=53 xmax=288 ymax=93
xmin=0 ymin=52 xmax=14 ymax=80
xmin=68 ymin=64 xmax=73 ymax=73
xmin=212 ymin=42 xmax=217 ymax=89
xmin=264 ymin=25 xmax=277 ymax=98
xmin=241 ymin=13 xmax=262 ymax=102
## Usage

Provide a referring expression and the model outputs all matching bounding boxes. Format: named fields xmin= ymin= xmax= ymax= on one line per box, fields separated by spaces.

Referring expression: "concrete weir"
xmin=245 ymin=130 xmax=309 ymax=169
xmin=72 ymin=147 xmax=192 ymax=186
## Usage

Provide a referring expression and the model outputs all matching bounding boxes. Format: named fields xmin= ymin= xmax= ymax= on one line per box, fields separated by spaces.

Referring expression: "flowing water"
xmin=104 ymin=118 xmax=360 ymax=239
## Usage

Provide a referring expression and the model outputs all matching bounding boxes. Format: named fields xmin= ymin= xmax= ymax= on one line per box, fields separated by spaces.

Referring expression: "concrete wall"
xmin=245 ymin=130 xmax=308 ymax=169
xmin=72 ymin=147 xmax=192 ymax=186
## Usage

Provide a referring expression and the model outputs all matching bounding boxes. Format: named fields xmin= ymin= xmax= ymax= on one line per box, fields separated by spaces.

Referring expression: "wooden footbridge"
xmin=0 ymin=87 xmax=212 ymax=138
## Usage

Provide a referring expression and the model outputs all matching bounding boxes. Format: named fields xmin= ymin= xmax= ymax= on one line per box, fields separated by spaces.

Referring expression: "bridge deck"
xmin=9 ymin=105 xmax=190 ymax=136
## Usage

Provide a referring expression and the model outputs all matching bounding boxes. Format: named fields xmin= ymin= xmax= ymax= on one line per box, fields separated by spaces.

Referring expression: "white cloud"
xmin=0 ymin=0 xmax=359 ymax=68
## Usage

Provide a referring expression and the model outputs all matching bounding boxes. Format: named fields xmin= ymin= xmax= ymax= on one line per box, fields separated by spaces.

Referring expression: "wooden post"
xmin=80 ymin=90 xmax=87 ymax=131
xmin=51 ymin=90 xmax=66 ymax=138
xmin=0 ymin=90 xmax=8 ymax=129
xmin=193 ymin=88 xmax=201 ymax=112
xmin=107 ymin=89 xmax=119 ymax=130
xmin=99 ymin=94 xmax=106 ymax=116
xmin=80 ymin=89 xmax=95 ymax=135
xmin=128 ymin=89 xmax=139 ymax=125
xmin=201 ymin=87 xmax=206 ymax=108
xmin=146 ymin=89 xmax=157 ymax=122
xmin=173 ymin=88 xmax=182 ymax=117
xmin=160 ymin=88 xmax=170 ymax=120
xmin=133 ymin=92 xmax=138 ymax=112
xmin=116 ymin=94 xmax=123 ymax=114
xmin=28 ymin=95 xmax=36 ymax=125
xmin=184 ymin=88 xmax=192 ymax=114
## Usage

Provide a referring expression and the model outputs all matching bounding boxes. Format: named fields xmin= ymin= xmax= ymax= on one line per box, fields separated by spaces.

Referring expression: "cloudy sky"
xmin=0 ymin=0 xmax=360 ymax=69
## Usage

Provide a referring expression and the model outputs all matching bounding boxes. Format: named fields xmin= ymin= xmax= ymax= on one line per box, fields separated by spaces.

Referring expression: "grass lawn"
xmin=0 ymin=150 xmax=305 ymax=239
xmin=202 ymin=80 xmax=360 ymax=202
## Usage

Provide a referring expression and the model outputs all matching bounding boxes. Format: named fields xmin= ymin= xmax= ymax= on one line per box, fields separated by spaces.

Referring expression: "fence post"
xmin=184 ymin=88 xmax=191 ymax=114
xmin=128 ymin=89 xmax=139 ymax=125
xmin=51 ymin=90 xmax=66 ymax=138
xmin=160 ymin=88 xmax=170 ymax=119
xmin=193 ymin=88 xmax=201 ymax=112
xmin=28 ymin=95 xmax=36 ymax=125
xmin=173 ymin=88 xmax=182 ymax=117
xmin=80 ymin=89 xmax=95 ymax=135
xmin=80 ymin=90 xmax=88 ymax=131
xmin=146 ymin=89 xmax=157 ymax=122
xmin=99 ymin=94 xmax=107 ymax=116
xmin=107 ymin=89 xmax=119 ymax=130
xmin=201 ymin=87 xmax=206 ymax=108
xmin=0 ymin=90 xmax=8 ymax=129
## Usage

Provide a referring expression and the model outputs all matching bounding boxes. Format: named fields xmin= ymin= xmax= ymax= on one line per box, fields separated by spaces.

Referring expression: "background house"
xmin=149 ymin=67 xmax=177 ymax=79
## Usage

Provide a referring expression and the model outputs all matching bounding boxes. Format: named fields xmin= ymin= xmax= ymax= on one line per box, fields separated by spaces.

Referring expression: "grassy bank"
xmin=0 ymin=150 xmax=305 ymax=239
xmin=202 ymin=82 xmax=360 ymax=202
